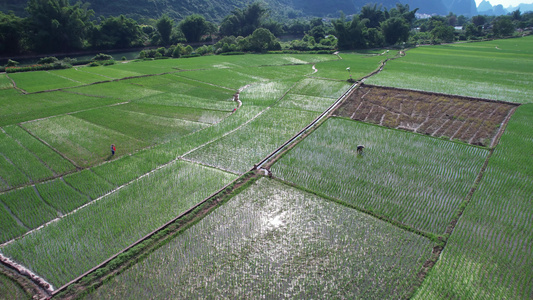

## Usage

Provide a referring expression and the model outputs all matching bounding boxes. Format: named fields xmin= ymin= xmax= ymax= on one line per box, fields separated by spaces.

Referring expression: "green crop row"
xmin=0 ymin=90 xmax=121 ymax=127
xmin=0 ymin=161 xmax=237 ymax=287
xmin=413 ymin=104 xmax=533 ymax=299
xmin=366 ymin=36 xmax=533 ymax=103
xmin=185 ymin=107 xmax=318 ymax=174
xmin=271 ymin=118 xmax=488 ymax=235
xmin=85 ymin=178 xmax=433 ymax=299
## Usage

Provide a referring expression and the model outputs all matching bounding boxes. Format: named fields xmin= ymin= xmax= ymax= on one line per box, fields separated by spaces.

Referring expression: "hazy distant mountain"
xmin=509 ymin=3 xmax=533 ymax=12
xmin=0 ymin=0 xmax=480 ymax=19
xmin=478 ymin=0 xmax=510 ymax=15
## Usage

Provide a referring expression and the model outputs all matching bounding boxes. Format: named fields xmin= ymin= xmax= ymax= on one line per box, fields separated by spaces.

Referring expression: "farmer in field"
xmin=111 ymin=144 xmax=116 ymax=156
xmin=357 ymin=145 xmax=365 ymax=155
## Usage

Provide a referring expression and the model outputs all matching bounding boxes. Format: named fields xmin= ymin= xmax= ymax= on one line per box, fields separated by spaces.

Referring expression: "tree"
xmin=245 ymin=28 xmax=280 ymax=52
xmin=333 ymin=14 xmax=367 ymax=50
xmin=431 ymin=24 xmax=455 ymax=42
xmin=380 ymin=17 xmax=410 ymax=45
xmin=360 ymin=4 xmax=385 ymax=29
xmin=492 ymin=17 xmax=515 ymax=37
xmin=179 ymin=14 xmax=211 ymax=43
xmin=156 ymin=14 xmax=174 ymax=45
xmin=0 ymin=12 xmax=27 ymax=55
xmin=91 ymin=15 xmax=143 ymax=49
xmin=26 ymin=0 xmax=94 ymax=53
xmin=219 ymin=2 xmax=268 ymax=37
xmin=472 ymin=15 xmax=486 ymax=27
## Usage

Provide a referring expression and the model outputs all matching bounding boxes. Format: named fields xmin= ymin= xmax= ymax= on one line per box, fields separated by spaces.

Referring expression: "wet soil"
xmin=334 ymin=84 xmax=518 ymax=147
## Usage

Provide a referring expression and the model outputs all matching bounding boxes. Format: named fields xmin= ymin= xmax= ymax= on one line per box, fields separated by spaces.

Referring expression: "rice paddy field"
xmin=85 ymin=178 xmax=434 ymax=299
xmin=0 ymin=38 xmax=532 ymax=299
xmin=366 ymin=36 xmax=533 ymax=103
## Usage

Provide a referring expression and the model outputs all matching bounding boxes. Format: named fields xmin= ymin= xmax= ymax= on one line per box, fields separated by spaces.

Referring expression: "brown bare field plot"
xmin=334 ymin=85 xmax=518 ymax=147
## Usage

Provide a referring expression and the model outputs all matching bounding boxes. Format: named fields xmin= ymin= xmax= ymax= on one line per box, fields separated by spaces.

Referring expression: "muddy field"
xmin=334 ymin=85 xmax=518 ymax=147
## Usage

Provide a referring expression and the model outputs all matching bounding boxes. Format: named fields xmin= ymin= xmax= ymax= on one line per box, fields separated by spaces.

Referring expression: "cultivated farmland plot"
xmin=0 ymin=161 xmax=237 ymax=288
xmin=366 ymin=36 xmax=533 ymax=103
xmin=414 ymin=104 xmax=533 ymax=300
xmin=272 ymin=118 xmax=488 ymax=235
xmin=85 ymin=178 xmax=434 ymax=299
xmin=335 ymin=85 xmax=517 ymax=147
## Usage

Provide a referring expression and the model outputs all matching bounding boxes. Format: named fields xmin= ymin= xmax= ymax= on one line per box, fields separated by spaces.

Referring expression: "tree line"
xmin=1 ymin=0 xmax=532 ymax=58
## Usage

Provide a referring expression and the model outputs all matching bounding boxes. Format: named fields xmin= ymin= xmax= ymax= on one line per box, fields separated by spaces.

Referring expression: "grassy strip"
xmin=52 ymin=171 xmax=259 ymax=299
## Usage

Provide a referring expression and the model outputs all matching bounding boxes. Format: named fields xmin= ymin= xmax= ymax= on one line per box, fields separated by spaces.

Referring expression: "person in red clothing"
xmin=111 ymin=144 xmax=116 ymax=156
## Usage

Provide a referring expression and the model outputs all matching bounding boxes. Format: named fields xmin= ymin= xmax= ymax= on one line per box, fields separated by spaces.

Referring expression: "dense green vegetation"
xmin=85 ymin=178 xmax=434 ymax=299
xmin=414 ymin=104 xmax=533 ymax=299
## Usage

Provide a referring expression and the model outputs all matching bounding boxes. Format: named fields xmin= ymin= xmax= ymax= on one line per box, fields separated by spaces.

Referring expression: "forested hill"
xmin=1 ymin=0 xmax=477 ymax=20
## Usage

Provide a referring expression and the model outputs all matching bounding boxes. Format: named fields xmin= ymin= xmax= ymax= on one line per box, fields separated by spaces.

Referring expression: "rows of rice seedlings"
xmin=63 ymin=170 xmax=115 ymax=200
xmin=22 ymin=115 xmax=149 ymax=168
xmin=49 ymin=68 xmax=110 ymax=84
xmin=0 ymin=161 xmax=237 ymax=287
xmin=0 ymin=154 xmax=28 ymax=190
xmin=91 ymin=152 xmax=165 ymax=187
xmin=66 ymin=81 xmax=162 ymax=100
xmin=366 ymin=36 xmax=533 ymax=103
xmin=288 ymin=78 xmax=351 ymax=99
xmin=174 ymin=68 xmax=264 ymax=90
xmin=271 ymin=118 xmax=488 ymax=235
xmin=0 ymin=90 xmax=120 ymax=127
xmin=73 ymin=107 xmax=209 ymax=145
xmin=75 ymin=65 xmax=141 ymax=80
xmin=312 ymin=52 xmax=388 ymax=80
xmin=185 ymin=107 xmax=318 ymax=174
xmin=0 ymin=132 xmax=54 ymax=183
xmin=239 ymin=79 xmax=300 ymax=107
xmin=0 ymin=203 xmax=27 ymax=244
xmin=135 ymin=92 xmax=235 ymax=111
xmin=115 ymin=103 xmax=230 ymax=124
xmin=276 ymin=94 xmax=338 ymax=113
xmin=7 ymin=71 xmax=81 ymax=93
xmin=0 ymin=273 xmax=29 ymax=300
xmin=0 ymin=186 xmax=58 ymax=230
xmin=413 ymin=104 xmax=533 ymax=299
xmin=2 ymin=125 xmax=76 ymax=175
xmin=86 ymin=178 xmax=434 ymax=299
xmin=35 ymin=179 xmax=89 ymax=214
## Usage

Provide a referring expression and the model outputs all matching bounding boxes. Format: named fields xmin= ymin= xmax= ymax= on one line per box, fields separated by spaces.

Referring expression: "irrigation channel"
xmin=1 ymin=50 xmax=461 ymax=299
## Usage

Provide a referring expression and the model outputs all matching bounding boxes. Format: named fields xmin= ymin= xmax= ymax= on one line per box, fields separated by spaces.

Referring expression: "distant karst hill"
xmin=0 ymin=0 xmax=478 ymax=20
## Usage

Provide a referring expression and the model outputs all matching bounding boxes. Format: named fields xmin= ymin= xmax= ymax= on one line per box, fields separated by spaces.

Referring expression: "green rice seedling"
xmin=135 ymin=92 xmax=235 ymax=111
xmin=172 ymin=70 xmax=256 ymax=91
xmin=8 ymin=71 xmax=80 ymax=93
xmin=185 ymin=107 xmax=318 ymax=174
xmin=0 ymin=186 xmax=58 ymax=229
xmin=0 ymin=273 xmax=29 ymax=299
xmin=85 ymin=178 xmax=433 ymax=299
xmin=49 ymin=68 xmax=110 ymax=84
xmin=22 ymin=115 xmax=149 ymax=168
xmin=63 ymin=169 xmax=115 ymax=200
xmin=0 ymin=203 xmax=28 ymax=244
xmin=413 ymin=104 xmax=533 ymax=299
xmin=66 ymin=81 xmax=162 ymax=100
xmin=0 ymin=154 xmax=28 ymax=190
xmin=115 ymin=103 xmax=230 ymax=124
xmin=0 ymin=132 xmax=54 ymax=182
xmin=35 ymin=179 xmax=89 ymax=214
xmin=239 ymin=79 xmax=300 ymax=107
xmin=74 ymin=65 xmax=141 ymax=79
xmin=367 ymin=36 xmax=533 ymax=103
xmin=3 ymin=125 xmax=76 ymax=175
xmin=1 ymin=161 xmax=237 ymax=287
xmin=0 ymin=90 xmax=121 ymax=127
xmin=73 ymin=107 xmax=208 ymax=145
xmin=271 ymin=118 xmax=488 ymax=234
xmin=312 ymin=52 xmax=385 ymax=80
xmin=276 ymin=94 xmax=338 ymax=112
xmin=288 ymin=78 xmax=351 ymax=99
xmin=91 ymin=154 xmax=160 ymax=187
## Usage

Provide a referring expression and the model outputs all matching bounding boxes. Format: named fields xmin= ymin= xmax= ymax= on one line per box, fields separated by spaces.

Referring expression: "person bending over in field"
xmin=357 ymin=145 xmax=365 ymax=155
xmin=111 ymin=144 xmax=116 ymax=156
